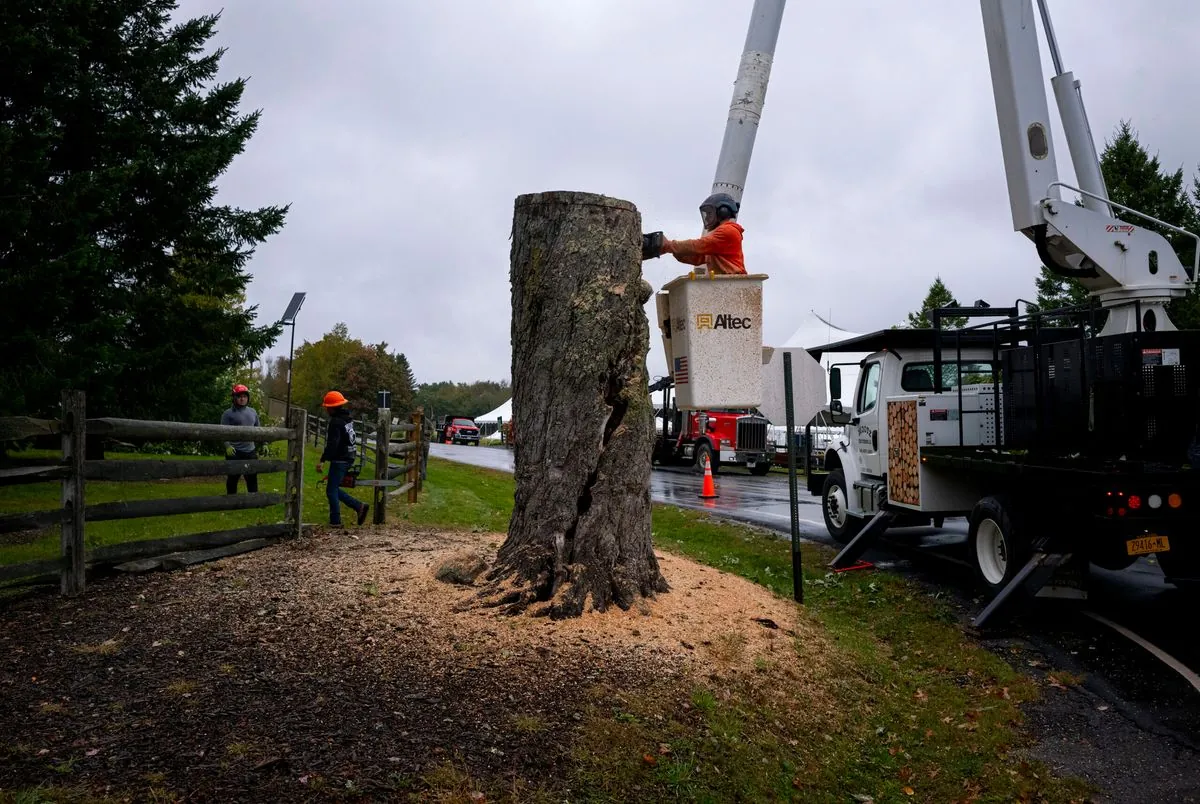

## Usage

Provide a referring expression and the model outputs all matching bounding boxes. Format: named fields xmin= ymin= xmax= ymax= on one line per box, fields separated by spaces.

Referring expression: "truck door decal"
xmin=887 ymin=399 xmax=920 ymax=506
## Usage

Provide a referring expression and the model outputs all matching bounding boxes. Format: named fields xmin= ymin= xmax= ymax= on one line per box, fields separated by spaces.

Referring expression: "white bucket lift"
xmin=655 ymin=273 xmax=767 ymax=409
xmin=655 ymin=271 xmax=827 ymax=426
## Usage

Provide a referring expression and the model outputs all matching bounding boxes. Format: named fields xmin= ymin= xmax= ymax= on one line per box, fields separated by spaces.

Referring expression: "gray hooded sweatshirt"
xmin=221 ymin=405 xmax=261 ymax=453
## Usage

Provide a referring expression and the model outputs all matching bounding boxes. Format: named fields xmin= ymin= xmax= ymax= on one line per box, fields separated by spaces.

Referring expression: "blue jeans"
xmin=326 ymin=461 xmax=363 ymax=525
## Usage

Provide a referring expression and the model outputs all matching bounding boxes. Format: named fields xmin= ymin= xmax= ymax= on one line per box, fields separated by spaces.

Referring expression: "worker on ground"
xmin=642 ymin=192 xmax=746 ymax=275
xmin=315 ymin=390 xmax=370 ymax=527
xmin=221 ymin=384 xmax=261 ymax=495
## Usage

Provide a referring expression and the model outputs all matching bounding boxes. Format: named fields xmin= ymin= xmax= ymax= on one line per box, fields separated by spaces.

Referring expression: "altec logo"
xmin=696 ymin=313 xmax=753 ymax=330
xmin=1105 ymin=224 xmax=1135 ymax=234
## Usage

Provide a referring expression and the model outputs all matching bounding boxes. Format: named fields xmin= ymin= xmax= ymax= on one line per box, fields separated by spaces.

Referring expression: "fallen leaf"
xmin=903 ymin=786 xmax=915 ymax=796
xmin=658 ymin=743 xmax=672 ymax=755
xmin=924 ymin=729 xmax=934 ymax=739
xmin=914 ymin=689 xmax=928 ymax=702
xmin=642 ymin=754 xmax=657 ymax=765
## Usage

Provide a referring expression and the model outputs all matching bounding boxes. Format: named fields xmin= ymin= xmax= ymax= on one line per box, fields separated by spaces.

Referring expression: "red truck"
xmin=439 ymin=415 xmax=480 ymax=446
xmin=650 ymin=378 xmax=772 ymax=475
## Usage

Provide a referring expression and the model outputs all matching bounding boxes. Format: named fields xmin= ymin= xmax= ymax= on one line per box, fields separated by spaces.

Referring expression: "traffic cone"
xmin=699 ymin=454 xmax=718 ymax=499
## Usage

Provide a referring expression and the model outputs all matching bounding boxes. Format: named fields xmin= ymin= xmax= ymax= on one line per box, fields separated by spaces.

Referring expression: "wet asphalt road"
xmin=433 ymin=442 xmax=1200 ymax=800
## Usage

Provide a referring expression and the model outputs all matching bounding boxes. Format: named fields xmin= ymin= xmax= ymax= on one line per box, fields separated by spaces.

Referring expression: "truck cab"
xmin=811 ymin=342 xmax=998 ymax=540
xmin=650 ymin=378 xmax=773 ymax=475
xmin=440 ymin=416 xmax=480 ymax=446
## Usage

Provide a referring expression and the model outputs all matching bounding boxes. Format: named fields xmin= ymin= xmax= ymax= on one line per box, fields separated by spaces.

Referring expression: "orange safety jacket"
xmin=661 ymin=220 xmax=746 ymax=275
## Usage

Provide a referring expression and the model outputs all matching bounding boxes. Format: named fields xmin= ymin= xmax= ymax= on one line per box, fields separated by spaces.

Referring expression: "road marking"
xmin=1082 ymin=609 xmax=1200 ymax=695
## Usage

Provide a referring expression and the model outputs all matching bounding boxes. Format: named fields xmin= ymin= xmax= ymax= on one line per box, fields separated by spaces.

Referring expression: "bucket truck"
xmin=802 ymin=0 xmax=1200 ymax=625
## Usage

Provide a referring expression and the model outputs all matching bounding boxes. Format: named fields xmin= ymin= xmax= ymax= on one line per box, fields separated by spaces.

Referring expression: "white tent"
xmin=475 ymin=398 xmax=512 ymax=441
xmin=782 ymin=310 xmax=870 ymax=409
xmin=476 ymin=398 xmax=512 ymax=425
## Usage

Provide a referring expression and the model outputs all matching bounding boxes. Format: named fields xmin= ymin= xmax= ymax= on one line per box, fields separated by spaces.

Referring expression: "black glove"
xmin=642 ymin=231 xmax=664 ymax=260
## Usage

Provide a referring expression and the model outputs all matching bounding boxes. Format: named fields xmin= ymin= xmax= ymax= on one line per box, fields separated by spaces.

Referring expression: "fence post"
xmin=60 ymin=390 xmax=86 ymax=595
xmin=286 ymin=407 xmax=306 ymax=537
xmin=374 ymin=406 xmax=390 ymax=524
xmin=409 ymin=407 xmax=423 ymax=501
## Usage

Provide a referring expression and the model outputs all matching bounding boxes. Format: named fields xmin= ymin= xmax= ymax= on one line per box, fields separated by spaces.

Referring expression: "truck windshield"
xmin=452 ymin=418 xmax=475 ymax=426
xmin=901 ymin=362 xmax=996 ymax=392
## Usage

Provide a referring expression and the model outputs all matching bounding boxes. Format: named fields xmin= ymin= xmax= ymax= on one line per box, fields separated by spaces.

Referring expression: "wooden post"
xmin=285 ymin=407 xmax=306 ymax=537
xmin=60 ymin=390 xmax=86 ymax=595
xmin=409 ymin=407 xmax=423 ymax=502
xmin=374 ymin=406 xmax=390 ymax=523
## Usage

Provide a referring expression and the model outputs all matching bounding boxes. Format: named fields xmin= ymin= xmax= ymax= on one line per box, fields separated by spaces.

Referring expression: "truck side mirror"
xmin=830 ymin=367 xmax=842 ymax=401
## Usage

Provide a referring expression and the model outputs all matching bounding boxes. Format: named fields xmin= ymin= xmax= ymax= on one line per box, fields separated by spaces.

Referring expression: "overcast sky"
xmin=177 ymin=0 xmax=1200 ymax=387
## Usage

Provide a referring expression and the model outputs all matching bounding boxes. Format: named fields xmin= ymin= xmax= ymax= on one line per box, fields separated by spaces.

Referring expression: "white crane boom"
xmin=981 ymin=0 xmax=1198 ymax=335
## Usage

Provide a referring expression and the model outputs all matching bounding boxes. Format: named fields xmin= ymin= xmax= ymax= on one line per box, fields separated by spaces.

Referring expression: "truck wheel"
xmin=694 ymin=443 xmax=717 ymax=475
xmin=749 ymin=462 xmax=771 ymax=476
xmin=822 ymin=469 xmax=863 ymax=545
xmin=967 ymin=496 xmax=1031 ymax=596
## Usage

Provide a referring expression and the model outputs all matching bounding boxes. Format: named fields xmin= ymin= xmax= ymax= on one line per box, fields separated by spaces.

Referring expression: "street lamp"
xmin=280 ymin=292 xmax=306 ymax=417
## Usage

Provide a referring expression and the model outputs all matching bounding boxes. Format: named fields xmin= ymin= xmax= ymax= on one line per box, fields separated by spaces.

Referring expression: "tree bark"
xmin=483 ymin=191 xmax=668 ymax=618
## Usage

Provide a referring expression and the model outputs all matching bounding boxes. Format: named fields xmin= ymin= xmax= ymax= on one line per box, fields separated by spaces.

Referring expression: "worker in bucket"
xmin=315 ymin=390 xmax=370 ymax=527
xmin=641 ymin=192 xmax=745 ymax=275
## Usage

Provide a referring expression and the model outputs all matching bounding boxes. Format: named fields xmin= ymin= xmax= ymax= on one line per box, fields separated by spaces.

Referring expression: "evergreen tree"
xmin=0 ymin=1 xmax=288 ymax=419
xmin=905 ymin=276 xmax=966 ymax=328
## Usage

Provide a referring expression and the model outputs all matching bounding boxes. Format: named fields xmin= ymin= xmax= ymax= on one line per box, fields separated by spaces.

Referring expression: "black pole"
xmin=784 ymin=352 xmax=804 ymax=604
xmin=284 ymin=322 xmax=296 ymax=418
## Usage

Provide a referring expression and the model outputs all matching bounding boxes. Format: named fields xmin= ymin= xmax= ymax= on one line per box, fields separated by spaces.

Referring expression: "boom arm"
xmin=981 ymin=0 xmax=1198 ymax=334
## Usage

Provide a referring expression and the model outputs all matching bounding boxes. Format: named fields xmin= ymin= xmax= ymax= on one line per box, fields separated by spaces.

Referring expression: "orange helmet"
xmin=322 ymin=390 xmax=348 ymax=408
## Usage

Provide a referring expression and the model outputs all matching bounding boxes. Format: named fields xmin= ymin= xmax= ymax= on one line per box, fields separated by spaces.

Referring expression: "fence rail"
xmin=0 ymin=391 xmax=307 ymax=595
xmin=2 ymin=393 xmax=433 ymax=594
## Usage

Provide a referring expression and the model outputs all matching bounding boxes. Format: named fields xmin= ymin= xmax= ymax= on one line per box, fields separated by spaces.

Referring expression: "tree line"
xmin=904 ymin=121 xmax=1200 ymax=330
xmin=260 ymin=322 xmax=509 ymax=422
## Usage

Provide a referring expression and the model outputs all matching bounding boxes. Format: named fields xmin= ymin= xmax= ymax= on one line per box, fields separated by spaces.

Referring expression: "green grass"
xmin=0 ymin=442 xmax=373 ymax=567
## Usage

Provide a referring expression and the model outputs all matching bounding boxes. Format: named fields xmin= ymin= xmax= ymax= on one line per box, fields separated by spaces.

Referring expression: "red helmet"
xmin=232 ymin=384 xmax=250 ymax=403
xmin=322 ymin=390 xmax=348 ymax=408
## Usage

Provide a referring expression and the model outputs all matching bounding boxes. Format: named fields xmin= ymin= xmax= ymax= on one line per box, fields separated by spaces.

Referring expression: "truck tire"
xmin=967 ymin=496 xmax=1031 ymax=596
xmin=748 ymin=462 xmax=771 ymax=476
xmin=822 ymin=469 xmax=863 ymax=545
xmin=694 ymin=442 xmax=717 ymax=475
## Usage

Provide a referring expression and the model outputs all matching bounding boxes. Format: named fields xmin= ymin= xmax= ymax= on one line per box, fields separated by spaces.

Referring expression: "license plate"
xmin=1126 ymin=535 xmax=1170 ymax=556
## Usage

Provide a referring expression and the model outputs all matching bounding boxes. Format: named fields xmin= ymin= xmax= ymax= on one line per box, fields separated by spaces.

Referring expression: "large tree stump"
xmin=483 ymin=191 xmax=669 ymax=618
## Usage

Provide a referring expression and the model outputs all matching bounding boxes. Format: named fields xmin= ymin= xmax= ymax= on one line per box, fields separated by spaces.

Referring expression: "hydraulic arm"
xmin=981 ymin=0 xmax=1198 ymax=335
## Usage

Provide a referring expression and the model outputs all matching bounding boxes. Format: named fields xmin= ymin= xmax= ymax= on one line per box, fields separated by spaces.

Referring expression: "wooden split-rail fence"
xmin=0 ymin=391 xmax=307 ymax=596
